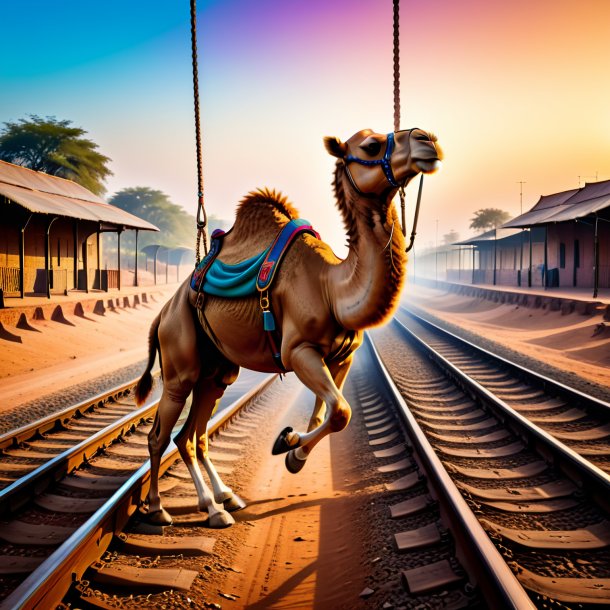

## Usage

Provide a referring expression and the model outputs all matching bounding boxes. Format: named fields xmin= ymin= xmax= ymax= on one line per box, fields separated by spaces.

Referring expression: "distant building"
xmin=433 ymin=180 xmax=610 ymax=297
xmin=0 ymin=160 xmax=158 ymax=300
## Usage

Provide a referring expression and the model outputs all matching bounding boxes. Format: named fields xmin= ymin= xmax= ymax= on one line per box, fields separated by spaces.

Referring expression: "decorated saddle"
xmin=190 ymin=218 xmax=319 ymax=370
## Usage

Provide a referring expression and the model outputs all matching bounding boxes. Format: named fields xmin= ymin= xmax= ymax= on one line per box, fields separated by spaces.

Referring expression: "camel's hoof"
xmin=272 ymin=426 xmax=299 ymax=455
xmin=224 ymin=493 xmax=247 ymax=512
xmin=144 ymin=507 xmax=173 ymax=526
xmin=208 ymin=510 xmax=235 ymax=529
xmin=285 ymin=449 xmax=307 ymax=474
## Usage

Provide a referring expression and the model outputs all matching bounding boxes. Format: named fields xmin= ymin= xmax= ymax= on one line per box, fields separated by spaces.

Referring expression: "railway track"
xmin=398 ymin=306 xmax=610 ymax=474
xmin=2 ymin=316 xmax=608 ymax=608
xmin=0 ymin=369 xmax=271 ymax=609
xmin=371 ymin=317 xmax=610 ymax=607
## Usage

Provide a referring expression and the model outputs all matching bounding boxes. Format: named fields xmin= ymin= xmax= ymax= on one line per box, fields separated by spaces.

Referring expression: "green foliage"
xmin=110 ymin=187 xmax=196 ymax=249
xmin=103 ymin=186 xmax=228 ymax=267
xmin=0 ymin=115 xmax=112 ymax=195
xmin=469 ymin=208 xmax=511 ymax=232
xmin=442 ymin=229 xmax=460 ymax=245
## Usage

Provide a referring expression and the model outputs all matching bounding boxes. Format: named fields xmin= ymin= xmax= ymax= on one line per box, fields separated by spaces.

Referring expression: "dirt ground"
xmin=0 ymin=287 xmax=176 ymax=416
xmin=1 ymin=283 xmax=608 ymax=607
xmin=403 ymin=285 xmax=610 ymax=393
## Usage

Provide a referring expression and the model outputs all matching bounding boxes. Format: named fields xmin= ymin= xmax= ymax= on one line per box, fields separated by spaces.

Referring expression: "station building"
xmin=417 ymin=180 xmax=610 ymax=298
xmin=0 ymin=159 xmax=158 ymax=300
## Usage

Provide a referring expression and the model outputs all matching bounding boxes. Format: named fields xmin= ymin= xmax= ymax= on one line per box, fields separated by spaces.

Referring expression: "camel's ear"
xmin=323 ymin=136 xmax=347 ymax=159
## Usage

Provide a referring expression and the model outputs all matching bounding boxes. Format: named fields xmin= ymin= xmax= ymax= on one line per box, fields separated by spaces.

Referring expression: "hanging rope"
xmin=190 ymin=0 xmax=208 ymax=264
xmin=393 ymin=0 xmax=423 ymax=253
xmin=393 ymin=0 xmax=407 ymax=234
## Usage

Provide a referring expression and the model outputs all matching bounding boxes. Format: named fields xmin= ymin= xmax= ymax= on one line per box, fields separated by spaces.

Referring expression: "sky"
xmin=1 ymin=0 xmax=609 ymax=257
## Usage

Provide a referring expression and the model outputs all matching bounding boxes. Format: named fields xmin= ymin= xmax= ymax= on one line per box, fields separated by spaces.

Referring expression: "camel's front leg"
xmin=273 ymin=345 xmax=353 ymax=472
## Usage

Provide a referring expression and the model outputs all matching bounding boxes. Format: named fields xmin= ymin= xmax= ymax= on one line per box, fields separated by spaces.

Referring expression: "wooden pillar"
xmin=82 ymin=235 xmax=89 ymax=293
xmin=19 ymin=214 xmax=33 ymax=298
xmin=73 ymin=221 xmax=79 ymax=290
xmin=45 ymin=217 xmax=58 ymax=298
xmin=153 ymin=248 xmax=158 ymax=285
xmin=493 ymin=228 xmax=497 ymax=285
xmin=543 ymin=226 xmax=548 ymax=289
xmin=519 ymin=229 xmax=524 ymax=287
xmin=593 ymin=216 xmax=599 ymax=298
xmin=117 ymin=229 xmax=122 ymax=291
xmin=97 ymin=224 xmax=101 ymax=290
xmin=527 ymin=227 xmax=532 ymax=288
xmin=134 ymin=230 xmax=139 ymax=287
xmin=471 ymin=246 xmax=475 ymax=284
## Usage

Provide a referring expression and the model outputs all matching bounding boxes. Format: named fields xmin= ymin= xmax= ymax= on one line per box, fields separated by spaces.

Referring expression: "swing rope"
xmin=190 ymin=0 xmax=208 ymax=264
xmin=393 ymin=0 xmax=423 ymax=253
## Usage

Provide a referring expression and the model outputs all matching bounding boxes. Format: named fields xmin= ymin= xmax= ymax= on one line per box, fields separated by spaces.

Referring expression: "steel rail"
xmin=391 ymin=317 xmax=610 ymax=506
xmin=364 ymin=333 xmax=535 ymax=610
xmin=0 ymin=393 xmax=159 ymax=519
xmin=0 ymin=374 xmax=159 ymax=453
xmin=1 ymin=373 xmax=276 ymax=610
xmin=401 ymin=305 xmax=610 ymax=418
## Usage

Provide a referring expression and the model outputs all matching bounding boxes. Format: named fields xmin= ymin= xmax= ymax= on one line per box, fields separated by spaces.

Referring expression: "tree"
xmin=442 ymin=229 xmax=460 ymax=245
xmin=109 ymin=187 xmax=196 ymax=250
xmin=103 ymin=186 xmax=229 ymax=267
xmin=0 ymin=115 xmax=112 ymax=195
xmin=469 ymin=208 xmax=511 ymax=232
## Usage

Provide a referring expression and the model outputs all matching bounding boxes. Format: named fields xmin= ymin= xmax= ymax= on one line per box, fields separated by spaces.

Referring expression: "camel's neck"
xmin=327 ymin=164 xmax=408 ymax=330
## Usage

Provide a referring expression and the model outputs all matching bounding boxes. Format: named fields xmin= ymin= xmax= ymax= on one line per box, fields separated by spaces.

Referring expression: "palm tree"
xmin=0 ymin=115 xmax=112 ymax=195
xmin=469 ymin=208 xmax=511 ymax=232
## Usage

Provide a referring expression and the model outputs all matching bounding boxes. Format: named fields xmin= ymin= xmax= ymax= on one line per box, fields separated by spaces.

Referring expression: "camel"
xmin=135 ymin=127 xmax=442 ymax=528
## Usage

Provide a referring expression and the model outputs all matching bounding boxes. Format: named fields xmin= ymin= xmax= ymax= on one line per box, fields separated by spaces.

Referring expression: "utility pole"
xmin=517 ymin=181 xmax=526 ymax=285
xmin=516 ymin=181 xmax=526 ymax=215
xmin=435 ymin=219 xmax=439 ymax=285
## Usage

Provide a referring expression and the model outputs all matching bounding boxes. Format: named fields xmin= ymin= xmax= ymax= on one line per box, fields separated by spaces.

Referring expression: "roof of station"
xmin=453 ymin=228 xmax=522 ymax=246
xmin=503 ymin=180 xmax=610 ymax=228
xmin=0 ymin=159 xmax=158 ymax=231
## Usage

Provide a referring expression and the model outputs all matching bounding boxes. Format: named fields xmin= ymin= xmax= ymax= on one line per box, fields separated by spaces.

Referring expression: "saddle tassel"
xmin=263 ymin=309 xmax=276 ymax=331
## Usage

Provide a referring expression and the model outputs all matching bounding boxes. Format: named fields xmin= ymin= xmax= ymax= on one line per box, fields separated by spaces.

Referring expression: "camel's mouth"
xmin=415 ymin=158 xmax=442 ymax=174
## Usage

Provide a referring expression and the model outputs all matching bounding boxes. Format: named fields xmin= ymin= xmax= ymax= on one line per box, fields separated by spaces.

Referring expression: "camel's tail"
xmin=135 ymin=313 xmax=161 ymax=406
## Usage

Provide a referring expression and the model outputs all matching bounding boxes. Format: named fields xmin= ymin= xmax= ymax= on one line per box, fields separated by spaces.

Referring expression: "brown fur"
xmin=137 ymin=128 xmax=442 ymax=526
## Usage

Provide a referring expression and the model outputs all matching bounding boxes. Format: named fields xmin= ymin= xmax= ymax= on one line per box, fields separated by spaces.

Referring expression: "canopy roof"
xmin=0 ymin=159 xmax=158 ymax=231
xmin=503 ymin=180 xmax=610 ymax=228
xmin=453 ymin=228 xmax=521 ymax=246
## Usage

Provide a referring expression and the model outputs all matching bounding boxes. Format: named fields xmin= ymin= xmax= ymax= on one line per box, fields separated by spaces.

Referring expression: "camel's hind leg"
xmin=173 ymin=375 xmax=236 ymax=529
xmin=147 ymin=374 xmax=197 ymax=525
xmin=276 ymin=349 xmax=354 ymax=473
xmin=196 ymin=363 xmax=246 ymax=512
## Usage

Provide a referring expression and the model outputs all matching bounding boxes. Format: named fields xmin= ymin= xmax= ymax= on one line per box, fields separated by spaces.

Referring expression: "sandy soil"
xmin=403 ymin=285 xmax=610 ymax=393
xmin=0 ymin=287 xmax=176 ymax=415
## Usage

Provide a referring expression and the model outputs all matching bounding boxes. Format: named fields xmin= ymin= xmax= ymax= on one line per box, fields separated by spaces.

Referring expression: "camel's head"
xmin=324 ymin=128 xmax=443 ymax=197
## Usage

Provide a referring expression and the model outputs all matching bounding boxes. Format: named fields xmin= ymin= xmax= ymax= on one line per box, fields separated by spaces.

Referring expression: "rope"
xmin=392 ymin=0 xmax=423 ymax=253
xmin=393 ymin=0 xmax=407 ymax=236
xmin=190 ymin=0 xmax=208 ymax=263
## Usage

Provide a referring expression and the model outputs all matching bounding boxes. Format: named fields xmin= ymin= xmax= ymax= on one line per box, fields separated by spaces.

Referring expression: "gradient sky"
xmin=1 ymin=0 xmax=609 ymax=256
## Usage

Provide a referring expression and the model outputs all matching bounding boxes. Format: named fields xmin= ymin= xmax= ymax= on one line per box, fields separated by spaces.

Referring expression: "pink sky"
xmin=2 ymin=0 xmax=609 ymax=256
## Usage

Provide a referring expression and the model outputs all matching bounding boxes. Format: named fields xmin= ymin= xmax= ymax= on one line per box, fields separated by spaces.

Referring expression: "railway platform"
xmin=0 ymin=283 xmax=180 ymax=328
xmin=410 ymin=277 xmax=610 ymax=316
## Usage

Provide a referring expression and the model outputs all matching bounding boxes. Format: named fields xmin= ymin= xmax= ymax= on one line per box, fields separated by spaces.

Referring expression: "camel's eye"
xmin=415 ymin=133 xmax=430 ymax=141
xmin=361 ymin=140 xmax=382 ymax=156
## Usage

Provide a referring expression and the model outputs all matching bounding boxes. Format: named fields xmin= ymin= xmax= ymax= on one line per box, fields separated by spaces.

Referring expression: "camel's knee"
xmin=329 ymin=402 xmax=351 ymax=432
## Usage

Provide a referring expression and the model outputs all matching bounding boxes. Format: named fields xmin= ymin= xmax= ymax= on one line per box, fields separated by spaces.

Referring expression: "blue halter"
xmin=345 ymin=132 xmax=399 ymax=188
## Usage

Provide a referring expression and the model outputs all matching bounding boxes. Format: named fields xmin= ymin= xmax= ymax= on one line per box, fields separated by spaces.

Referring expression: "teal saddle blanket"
xmin=191 ymin=218 xmax=318 ymax=299
xmin=203 ymin=247 xmax=269 ymax=297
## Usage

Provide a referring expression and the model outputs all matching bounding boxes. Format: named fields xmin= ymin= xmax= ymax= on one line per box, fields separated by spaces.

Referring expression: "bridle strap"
xmin=345 ymin=132 xmax=400 ymax=188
